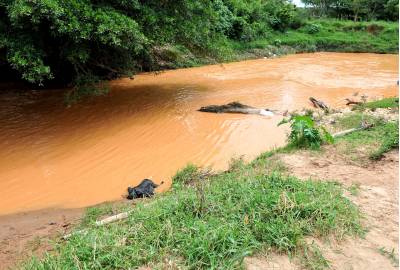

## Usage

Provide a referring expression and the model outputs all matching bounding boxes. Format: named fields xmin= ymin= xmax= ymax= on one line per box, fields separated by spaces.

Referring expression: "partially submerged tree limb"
xmin=310 ymin=97 xmax=329 ymax=111
xmin=199 ymin=102 xmax=275 ymax=116
xmin=345 ymin=98 xmax=363 ymax=106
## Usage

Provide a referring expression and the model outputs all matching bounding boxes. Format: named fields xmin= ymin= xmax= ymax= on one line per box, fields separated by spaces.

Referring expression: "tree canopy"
xmin=0 ymin=0 xmax=300 ymax=86
xmin=302 ymin=0 xmax=398 ymax=21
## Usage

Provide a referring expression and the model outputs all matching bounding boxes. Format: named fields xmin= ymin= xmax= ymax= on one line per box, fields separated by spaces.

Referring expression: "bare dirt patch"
xmin=0 ymin=208 xmax=83 ymax=270
xmin=246 ymin=149 xmax=398 ymax=269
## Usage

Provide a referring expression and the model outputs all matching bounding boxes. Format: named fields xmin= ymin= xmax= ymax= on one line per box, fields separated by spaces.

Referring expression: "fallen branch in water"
xmin=345 ymin=98 xmax=363 ymax=106
xmin=310 ymin=97 xmax=329 ymax=111
xmin=199 ymin=102 xmax=274 ymax=116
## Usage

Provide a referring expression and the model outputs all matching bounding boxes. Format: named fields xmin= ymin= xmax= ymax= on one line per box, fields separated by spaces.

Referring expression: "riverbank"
xmin=6 ymin=97 xmax=398 ymax=269
xmin=152 ymin=19 xmax=399 ymax=71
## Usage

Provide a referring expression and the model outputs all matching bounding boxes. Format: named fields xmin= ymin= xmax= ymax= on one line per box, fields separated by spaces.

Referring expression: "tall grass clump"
xmin=353 ymin=97 xmax=399 ymax=111
xmin=25 ymin=165 xmax=362 ymax=269
xmin=369 ymin=121 xmax=399 ymax=160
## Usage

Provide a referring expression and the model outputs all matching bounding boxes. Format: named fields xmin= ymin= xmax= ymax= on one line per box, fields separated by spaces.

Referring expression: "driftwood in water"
xmin=198 ymin=102 xmax=274 ymax=116
xmin=309 ymin=97 xmax=329 ymax=111
xmin=345 ymin=98 xmax=363 ymax=106
xmin=333 ymin=123 xmax=373 ymax=138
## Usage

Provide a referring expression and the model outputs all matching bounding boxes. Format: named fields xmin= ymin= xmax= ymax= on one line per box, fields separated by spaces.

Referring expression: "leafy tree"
xmin=0 ymin=0 xmax=317 ymax=88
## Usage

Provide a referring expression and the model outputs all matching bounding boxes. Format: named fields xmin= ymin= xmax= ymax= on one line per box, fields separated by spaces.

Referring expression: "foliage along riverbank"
xmin=21 ymin=97 xmax=399 ymax=269
xmin=1 ymin=0 xmax=398 ymax=91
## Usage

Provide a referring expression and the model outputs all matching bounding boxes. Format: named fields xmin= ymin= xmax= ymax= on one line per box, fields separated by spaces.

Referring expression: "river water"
xmin=0 ymin=53 xmax=397 ymax=215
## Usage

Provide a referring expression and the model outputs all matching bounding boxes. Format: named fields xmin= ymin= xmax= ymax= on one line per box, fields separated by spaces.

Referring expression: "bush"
xmin=279 ymin=115 xmax=334 ymax=149
xmin=304 ymin=23 xmax=322 ymax=34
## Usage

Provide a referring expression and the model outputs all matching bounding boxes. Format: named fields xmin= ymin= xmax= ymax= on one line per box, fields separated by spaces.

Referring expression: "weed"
xmin=299 ymin=242 xmax=330 ymax=270
xmin=348 ymin=183 xmax=361 ymax=196
xmin=378 ymin=247 xmax=399 ymax=267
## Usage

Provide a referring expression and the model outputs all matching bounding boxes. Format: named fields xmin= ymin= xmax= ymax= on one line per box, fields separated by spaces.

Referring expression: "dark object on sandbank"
xmin=127 ymin=179 xmax=163 ymax=200
xmin=198 ymin=102 xmax=274 ymax=116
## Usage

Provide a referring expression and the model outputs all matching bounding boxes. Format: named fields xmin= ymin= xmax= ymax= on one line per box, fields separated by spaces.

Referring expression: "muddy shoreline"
xmin=0 ymin=208 xmax=83 ymax=269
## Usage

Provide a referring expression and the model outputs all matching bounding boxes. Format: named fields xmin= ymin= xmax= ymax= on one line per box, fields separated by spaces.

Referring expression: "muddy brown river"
xmin=0 ymin=53 xmax=397 ymax=215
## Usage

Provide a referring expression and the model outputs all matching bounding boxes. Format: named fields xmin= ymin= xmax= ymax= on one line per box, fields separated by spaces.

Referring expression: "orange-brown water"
xmin=0 ymin=53 xmax=398 ymax=215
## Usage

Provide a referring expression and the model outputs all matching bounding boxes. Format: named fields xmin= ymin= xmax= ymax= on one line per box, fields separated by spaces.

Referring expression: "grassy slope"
xmin=221 ymin=19 xmax=398 ymax=62
xmin=25 ymin=163 xmax=363 ymax=269
xmin=337 ymin=115 xmax=398 ymax=159
xmin=353 ymin=97 xmax=399 ymax=111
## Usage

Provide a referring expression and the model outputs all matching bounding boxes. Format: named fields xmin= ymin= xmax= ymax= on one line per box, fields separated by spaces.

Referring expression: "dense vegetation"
xmin=1 ymin=0 xmax=398 ymax=90
xmin=0 ymin=0 xmax=302 ymax=86
xmin=303 ymin=0 xmax=398 ymax=21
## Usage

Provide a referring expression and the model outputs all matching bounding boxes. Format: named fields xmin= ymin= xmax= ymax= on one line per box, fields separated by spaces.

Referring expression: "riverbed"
xmin=0 ymin=52 xmax=397 ymax=215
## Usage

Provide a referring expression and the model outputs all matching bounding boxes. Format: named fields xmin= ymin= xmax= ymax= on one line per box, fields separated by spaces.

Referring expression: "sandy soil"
xmin=0 ymin=208 xmax=83 ymax=269
xmin=246 ymin=149 xmax=399 ymax=270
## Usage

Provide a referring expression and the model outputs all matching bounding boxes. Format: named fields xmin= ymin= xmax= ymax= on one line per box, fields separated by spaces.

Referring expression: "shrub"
xmin=304 ymin=23 xmax=322 ymax=34
xmin=278 ymin=115 xmax=334 ymax=149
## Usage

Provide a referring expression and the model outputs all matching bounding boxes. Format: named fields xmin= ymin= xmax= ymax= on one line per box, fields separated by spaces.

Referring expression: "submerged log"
xmin=198 ymin=102 xmax=274 ymax=116
xmin=309 ymin=97 xmax=329 ymax=111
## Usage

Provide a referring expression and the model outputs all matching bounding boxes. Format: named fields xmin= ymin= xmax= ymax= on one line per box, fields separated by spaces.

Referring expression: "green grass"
xmin=160 ymin=19 xmax=398 ymax=70
xmin=353 ymin=97 xmax=399 ymax=111
xmin=348 ymin=183 xmax=361 ymax=196
xmin=378 ymin=247 xmax=399 ymax=267
xmin=334 ymin=113 xmax=385 ymax=130
xmin=224 ymin=19 xmax=398 ymax=61
xmin=334 ymin=113 xmax=398 ymax=161
xmin=369 ymin=121 xmax=399 ymax=160
xmin=24 ymin=163 xmax=363 ymax=269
